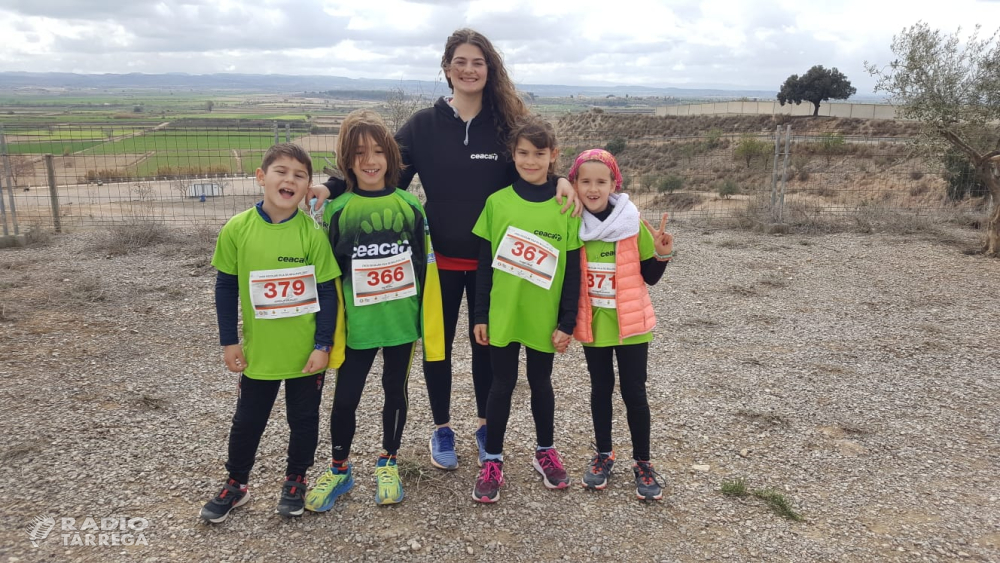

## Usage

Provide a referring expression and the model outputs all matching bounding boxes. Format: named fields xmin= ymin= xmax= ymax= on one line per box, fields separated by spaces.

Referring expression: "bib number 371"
xmin=249 ymin=265 xmax=319 ymax=319
xmin=492 ymin=226 xmax=560 ymax=290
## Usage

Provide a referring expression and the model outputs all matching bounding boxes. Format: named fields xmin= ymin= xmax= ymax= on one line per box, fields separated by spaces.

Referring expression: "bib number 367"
xmin=493 ymin=226 xmax=560 ymax=290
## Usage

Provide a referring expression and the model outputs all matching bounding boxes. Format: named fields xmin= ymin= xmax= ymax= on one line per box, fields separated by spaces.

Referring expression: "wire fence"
xmin=0 ymin=122 xmax=991 ymax=237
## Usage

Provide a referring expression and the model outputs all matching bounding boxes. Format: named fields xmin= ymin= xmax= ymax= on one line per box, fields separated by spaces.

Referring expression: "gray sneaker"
xmin=632 ymin=461 xmax=664 ymax=501
xmin=582 ymin=450 xmax=615 ymax=490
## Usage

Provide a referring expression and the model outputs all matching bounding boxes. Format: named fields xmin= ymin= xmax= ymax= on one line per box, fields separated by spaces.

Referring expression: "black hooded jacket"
xmin=324 ymin=96 xmax=517 ymax=261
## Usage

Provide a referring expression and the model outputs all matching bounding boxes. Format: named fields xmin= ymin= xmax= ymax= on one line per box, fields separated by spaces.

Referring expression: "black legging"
xmin=329 ymin=343 xmax=415 ymax=460
xmin=484 ymin=342 xmax=555 ymax=455
xmin=583 ymin=343 xmax=651 ymax=461
xmin=423 ymin=269 xmax=493 ymax=423
xmin=226 ymin=372 xmax=326 ymax=483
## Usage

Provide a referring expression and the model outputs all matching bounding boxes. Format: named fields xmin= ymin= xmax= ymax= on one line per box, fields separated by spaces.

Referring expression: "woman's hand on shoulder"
xmin=555 ymin=177 xmax=581 ymax=217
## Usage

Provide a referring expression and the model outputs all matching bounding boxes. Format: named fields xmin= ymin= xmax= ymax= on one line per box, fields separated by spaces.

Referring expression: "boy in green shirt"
xmin=200 ymin=144 xmax=342 ymax=523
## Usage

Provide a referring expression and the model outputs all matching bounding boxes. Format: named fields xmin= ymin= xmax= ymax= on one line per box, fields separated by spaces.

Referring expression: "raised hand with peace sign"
xmin=642 ymin=212 xmax=674 ymax=260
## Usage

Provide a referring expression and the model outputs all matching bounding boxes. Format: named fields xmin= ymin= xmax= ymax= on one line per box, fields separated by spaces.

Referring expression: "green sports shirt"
xmin=472 ymin=186 xmax=583 ymax=352
xmin=212 ymin=208 xmax=342 ymax=380
xmin=322 ymin=188 xmax=445 ymax=353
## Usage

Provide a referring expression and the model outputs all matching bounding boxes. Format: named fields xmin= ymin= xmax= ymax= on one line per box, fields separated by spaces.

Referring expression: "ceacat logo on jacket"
xmin=470 ymin=153 xmax=498 ymax=161
xmin=352 ymin=241 xmax=411 ymax=258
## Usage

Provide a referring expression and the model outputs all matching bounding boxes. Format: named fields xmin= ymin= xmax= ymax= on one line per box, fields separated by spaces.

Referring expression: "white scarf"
xmin=579 ymin=193 xmax=640 ymax=242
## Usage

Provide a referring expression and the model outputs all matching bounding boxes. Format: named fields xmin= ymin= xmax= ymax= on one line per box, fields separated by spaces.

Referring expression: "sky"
xmin=1 ymin=0 xmax=999 ymax=94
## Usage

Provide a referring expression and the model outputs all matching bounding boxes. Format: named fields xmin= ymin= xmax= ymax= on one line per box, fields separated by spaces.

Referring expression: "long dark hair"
xmin=441 ymin=28 xmax=528 ymax=140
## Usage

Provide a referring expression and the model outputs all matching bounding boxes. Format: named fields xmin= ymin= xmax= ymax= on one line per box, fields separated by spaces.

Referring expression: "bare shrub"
xmin=95 ymin=221 xmax=174 ymax=256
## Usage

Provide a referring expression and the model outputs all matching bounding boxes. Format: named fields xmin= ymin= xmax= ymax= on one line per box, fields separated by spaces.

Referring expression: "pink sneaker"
xmin=473 ymin=460 xmax=505 ymax=503
xmin=533 ymin=448 xmax=570 ymax=489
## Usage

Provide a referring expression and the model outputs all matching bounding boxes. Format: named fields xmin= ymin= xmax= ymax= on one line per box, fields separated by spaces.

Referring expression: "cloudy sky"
xmin=1 ymin=0 xmax=998 ymax=93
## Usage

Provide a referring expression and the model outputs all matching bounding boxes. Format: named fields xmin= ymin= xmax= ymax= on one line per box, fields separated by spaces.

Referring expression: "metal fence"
xmin=0 ymin=121 xmax=989 ymax=237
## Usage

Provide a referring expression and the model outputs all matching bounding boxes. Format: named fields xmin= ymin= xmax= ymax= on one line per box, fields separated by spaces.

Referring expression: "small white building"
xmin=187 ymin=182 xmax=224 ymax=198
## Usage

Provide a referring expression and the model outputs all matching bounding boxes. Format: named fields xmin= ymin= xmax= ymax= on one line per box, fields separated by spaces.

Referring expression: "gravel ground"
xmin=1 ymin=220 xmax=998 ymax=563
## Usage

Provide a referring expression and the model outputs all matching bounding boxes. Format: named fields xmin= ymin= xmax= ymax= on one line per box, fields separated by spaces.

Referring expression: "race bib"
xmin=352 ymin=249 xmax=417 ymax=306
xmin=492 ymin=226 xmax=559 ymax=290
xmin=249 ymin=265 xmax=319 ymax=319
xmin=587 ymin=262 xmax=617 ymax=309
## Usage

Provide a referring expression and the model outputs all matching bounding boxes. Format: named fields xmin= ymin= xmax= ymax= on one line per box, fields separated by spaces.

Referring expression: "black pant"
xmin=484 ymin=342 xmax=555 ymax=455
xmin=583 ymin=343 xmax=651 ymax=461
xmin=329 ymin=343 xmax=415 ymax=460
xmin=423 ymin=268 xmax=493 ymax=423
xmin=225 ymin=372 xmax=325 ymax=483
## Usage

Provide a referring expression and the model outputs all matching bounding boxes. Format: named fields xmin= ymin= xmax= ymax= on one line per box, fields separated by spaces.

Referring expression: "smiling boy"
xmin=201 ymin=143 xmax=342 ymax=523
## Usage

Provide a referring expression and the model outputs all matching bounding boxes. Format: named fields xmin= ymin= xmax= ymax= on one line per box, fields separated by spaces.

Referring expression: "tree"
xmin=383 ymin=87 xmax=422 ymax=133
xmin=777 ymin=65 xmax=856 ymax=116
xmin=205 ymin=100 xmax=214 ymax=112
xmin=866 ymin=22 xmax=1000 ymax=255
xmin=0 ymin=155 xmax=36 ymax=187
xmin=734 ymin=134 xmax=769 ymax=168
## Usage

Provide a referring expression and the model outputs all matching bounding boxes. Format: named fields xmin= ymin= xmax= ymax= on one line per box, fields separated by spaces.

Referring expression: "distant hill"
xmin=0 ymin=71 xmax=808 ymax=101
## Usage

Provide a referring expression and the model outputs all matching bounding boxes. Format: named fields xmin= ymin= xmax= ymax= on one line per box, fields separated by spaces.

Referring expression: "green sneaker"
xmin=375 ymin=456 xmax=404 ymax=505
xmin=305 ymin=463 xmax=354 ymax=512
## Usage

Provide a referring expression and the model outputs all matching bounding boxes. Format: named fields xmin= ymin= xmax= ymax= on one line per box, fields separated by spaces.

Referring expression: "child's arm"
xmin=472 ymin=238 xmax=493 ymax=346
xmin=215 ymin=271 xmax=246 ymax=372
xmin=552 ymin=248 xmax=581 ymax=353
xmin=302 ymin=279 xmax=337 ymax=373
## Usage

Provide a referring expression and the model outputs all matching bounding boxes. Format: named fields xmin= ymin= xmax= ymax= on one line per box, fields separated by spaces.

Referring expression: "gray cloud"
xmin=1 ymin=1 xmax=995 ymax=93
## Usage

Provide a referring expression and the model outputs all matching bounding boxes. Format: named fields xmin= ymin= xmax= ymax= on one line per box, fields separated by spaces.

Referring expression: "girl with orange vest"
xmin=568 ymin=149 xmax=674 ymax=501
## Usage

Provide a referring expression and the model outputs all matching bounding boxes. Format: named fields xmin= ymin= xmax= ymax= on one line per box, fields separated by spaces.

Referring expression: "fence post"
xmin=778 ymin=125 xmax=791 ymax=222
xmin=44 ymin=154 xmax=62 ymax=234
xmin=0 ymin=125 xmax=19 ymax=235
xmin=770 ymin=125 xmax=780 ymax=212
xmin=273 ymin=121 xmax=279 ymax=146
xmin=285 ymin=123 xmax=291 ymax=143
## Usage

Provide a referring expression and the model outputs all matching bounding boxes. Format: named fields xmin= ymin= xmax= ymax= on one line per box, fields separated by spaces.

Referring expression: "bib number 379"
xmin=249 ymin=265 xmax=319 ymax=319
xmin=493 ymin=226 xmax=560 ymax=290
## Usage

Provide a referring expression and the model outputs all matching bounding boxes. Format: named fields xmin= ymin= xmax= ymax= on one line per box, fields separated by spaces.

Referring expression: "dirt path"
xmin=0 ymin=223 xmax=998 ymax=562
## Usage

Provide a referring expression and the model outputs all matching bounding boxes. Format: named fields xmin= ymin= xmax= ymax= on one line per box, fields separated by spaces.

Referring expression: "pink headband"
xmin=567 ymin=149 xmax=623 ymax=192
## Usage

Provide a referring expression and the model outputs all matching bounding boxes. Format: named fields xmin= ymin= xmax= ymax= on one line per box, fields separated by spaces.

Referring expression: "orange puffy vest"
xmin=573 ymin=234 xmax=656 ymax=344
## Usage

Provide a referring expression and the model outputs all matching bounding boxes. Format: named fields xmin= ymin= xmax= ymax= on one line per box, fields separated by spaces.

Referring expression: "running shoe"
xmin=429 ymin=426 xmax=459 ymax=470
xmin=533 ymin=448 xmax=570 ymax=489
xmin=305 ymin=463 xmax=355 ymax=512
xmin=276 ymin=474 xmax=307 ymax=517
xmin=200 ymin=478 xmax=249 ymax=523
xmin=472 ymin=460 xmax=505 ymax=503
xmin=375 ymin=456 xmax=404 ymax=505
xmin=633 ymin=460 xmax=665 ymax=501
xmin=582 ymin=449 xmax=616 ymax=490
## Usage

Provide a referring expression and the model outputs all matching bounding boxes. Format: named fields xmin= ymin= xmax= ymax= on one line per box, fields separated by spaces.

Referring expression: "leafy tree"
xmin=604 ymin=138 xmax=627 ymax=156
xmin=205 ymin=100 xmax=214 ymax=112
xmin=777 ymin=65 xmax=856 ymax=116
xmin=717 ymin=179 xmax=739 ymax=199
xmin=657 ymin=175 xmax=684 ymax=194
xmin=734 ymin=134 xmax=769 ymax=168
xmin=866 ymin=22 xmax=1000 ymax=255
